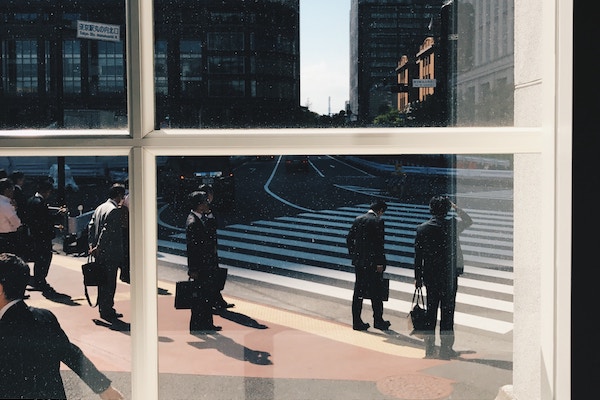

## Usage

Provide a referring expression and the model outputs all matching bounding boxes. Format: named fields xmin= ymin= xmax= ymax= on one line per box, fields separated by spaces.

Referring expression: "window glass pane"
xmin=156 ymin=153 xmax=513 ymax=398
xmin=152 ymin=0 xmax=513 ymax=129
xmin=0 ymin=155 xmax=131 ymax=398
xmin=0 ymin=2 xmax=127 ymax=129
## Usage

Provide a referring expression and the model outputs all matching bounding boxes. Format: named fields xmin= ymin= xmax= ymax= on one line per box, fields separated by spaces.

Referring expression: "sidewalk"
xmin=28 ymin=253 xmax=512 ymax=400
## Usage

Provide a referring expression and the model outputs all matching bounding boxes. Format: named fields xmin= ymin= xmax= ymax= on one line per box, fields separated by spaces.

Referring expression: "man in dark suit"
xmin=0 ymin=252 xmax=124 ymax=399
xmin=346 ymin=200 xmax=390 ymax=331
xmin=186 ymin=190 xmax=222 ymax=332
xmin=9 ymin=171 xmax=26 ymax=220
xmin=24 ymin=179 xmax=66 ymax=297
xmin=414 ymin=195 xmax=473 ymax=359
xmin=88 ymin=184 xmax=126 ymax=322
xmin=199 ymin=183 xmax=234 ymax=312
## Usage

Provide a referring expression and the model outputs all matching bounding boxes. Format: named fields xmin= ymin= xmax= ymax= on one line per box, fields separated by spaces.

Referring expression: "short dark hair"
xmin=37 ymin=178 xmax=54 ymax=193
xmin=10 ymin=171 xmax=24 ymax=182
xmin=0 ymin=177 xmax=14 ymax=193
xmin=188 ymin=190 xmax=208 ymax=209
xmin=0 ymin=253 xmax=31 ymax=300
xmin=109 ymin=183 xmax=126 ymax=199
xmin=198 ymin=184 xmax=214 ymax=195
xmin=429 ymin=195 xmax=451 ymax=216
xmin=370 ymin=200 xmax=388 ymax=213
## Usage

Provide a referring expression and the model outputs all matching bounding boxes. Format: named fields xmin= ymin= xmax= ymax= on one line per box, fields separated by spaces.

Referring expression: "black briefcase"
xmin=213 ymin=267 xmax=228 ymax=291
xmin=364 ymin=277 xmax=390 ymax=301
xmin=174 ymin=280 xmax=204 ymax=309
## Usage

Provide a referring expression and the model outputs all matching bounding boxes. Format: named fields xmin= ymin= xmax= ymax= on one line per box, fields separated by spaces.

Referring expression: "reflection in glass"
xmin=154 ymin=0 xmax=301 ymax=129
xmin=0 ymin=155 xmax=131 ymax=398
xmin=157 ymin=154 xmax=513 ymax=398
xmin=0 ymin=1 xmax=127 ymax=129
xmin=0 ymin=0 xmax=514 ymax=130
xmin=149 ymin=0 xmax=513 ymax=129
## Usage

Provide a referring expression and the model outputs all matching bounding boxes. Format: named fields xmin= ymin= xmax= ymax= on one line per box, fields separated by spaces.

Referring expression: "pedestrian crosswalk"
xmin=158 ymin=201 xmax=514 ymax=335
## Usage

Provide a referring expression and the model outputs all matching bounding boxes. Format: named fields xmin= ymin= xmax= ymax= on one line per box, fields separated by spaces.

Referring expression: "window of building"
xmin=98 ymin=41 xmax=125 ymax=94
xmin=16 ymin=40 xmax=38 ymax=94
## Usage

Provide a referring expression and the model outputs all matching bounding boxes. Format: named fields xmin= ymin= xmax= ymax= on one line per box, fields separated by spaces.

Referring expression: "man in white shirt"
xmin=0 ymin=178 xmax=21 ymax=254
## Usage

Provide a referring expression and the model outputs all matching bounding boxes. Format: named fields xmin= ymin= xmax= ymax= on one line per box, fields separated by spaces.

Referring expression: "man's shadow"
xmin=189 ymin=332 xmax=272 ymax=365
xmin=27 ymin=287 xmax=81 ymax=306
xmin=382 ymin=330 xmax=512 ymax=370
xmin=214 ymin=309 xmax=268 ymax=329
xmin=92 ymin=318 xmax=131 ymax=333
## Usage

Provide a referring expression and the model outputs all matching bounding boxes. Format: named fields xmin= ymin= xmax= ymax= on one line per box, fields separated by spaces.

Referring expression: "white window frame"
xmin=0 ymin=0 xmax=572 ymax=399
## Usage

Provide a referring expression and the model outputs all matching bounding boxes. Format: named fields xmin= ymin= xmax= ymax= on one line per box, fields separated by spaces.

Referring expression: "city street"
xmin=12 ymin=155 xmax=514 ymax=399
xmin=32 ymin=251 xmax=512 ymax=400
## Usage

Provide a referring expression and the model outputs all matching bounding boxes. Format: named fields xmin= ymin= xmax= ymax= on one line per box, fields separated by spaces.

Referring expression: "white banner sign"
xmin=412 ymin=79 xmax=437 ymax=88
xmin=77 ymin=20 xmax=120 ymax=42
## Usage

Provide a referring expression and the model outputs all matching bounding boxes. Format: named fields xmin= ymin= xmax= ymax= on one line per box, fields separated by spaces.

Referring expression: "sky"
xmin=300 ymin=0 xmax=350 ymax=116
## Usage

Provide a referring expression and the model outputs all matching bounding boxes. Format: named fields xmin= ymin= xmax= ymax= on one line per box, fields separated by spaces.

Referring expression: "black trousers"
xmin=424 ymin=280 xmax=458 ymax=332
xmin=30 ymin=238 xmax=53 ymax=285
xmin=98 ymin=264 xmax=119 ymax=317
xmin=189 ymin=278 xmax=216 ymax=330
xmin=352 ymin=265 xmax=385 ymax=324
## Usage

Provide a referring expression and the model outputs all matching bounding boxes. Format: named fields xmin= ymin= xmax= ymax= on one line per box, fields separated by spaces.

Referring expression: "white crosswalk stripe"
xmin=158 ymin=201 xmax=513 ymax=334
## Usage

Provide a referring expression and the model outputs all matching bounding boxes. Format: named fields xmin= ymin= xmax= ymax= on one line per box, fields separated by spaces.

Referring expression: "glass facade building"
xmin=0 ymin=0 xmax=300 ymax=129
xmin=349 ymin=0 xmax=440 ymax=124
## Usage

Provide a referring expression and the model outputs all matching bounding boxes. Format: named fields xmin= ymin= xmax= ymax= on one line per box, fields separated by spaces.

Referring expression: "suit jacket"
xmin=186 ymin=212 xmax=219 ymax=276
xmin=414 ymin=208 xmax=473 ymax=290
xmin=13 ymin=186 xmax=27 ymax=221
xmin=88 ymin=198 xmax=124 ymax=266
xmin=24 ymin=193 xmax=55 ymax=241
xmin=0 ymin=301 xmax=111 ymax=399
xmin=346 ymin=210 xmax=386 ymax=269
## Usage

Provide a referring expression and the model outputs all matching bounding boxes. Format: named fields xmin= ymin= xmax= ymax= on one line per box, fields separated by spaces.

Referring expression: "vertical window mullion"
xmin=127 ymin=1 xmax=158 ymax=399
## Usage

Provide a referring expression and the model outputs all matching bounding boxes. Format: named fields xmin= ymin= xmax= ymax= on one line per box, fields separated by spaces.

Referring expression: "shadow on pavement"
xmin=189 ymin=333 xmax=272 ymax=365
xmin=458 ymin=354 xmax=513 ymax=371
xmin=92 ymin=318 xmax=131 ymax=333
xmin=215 ymin=309 xmax=268 ymax=329
xmin=44 ymin=292 xmax=81 ymax=306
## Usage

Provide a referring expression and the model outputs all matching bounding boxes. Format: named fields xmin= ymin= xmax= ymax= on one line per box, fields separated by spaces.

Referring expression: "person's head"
xmin=429 ymin=195 xmax=452 ymax=217
xmin=9 ymin=171 xmax=24 ymax=187
xmin=0 ymin=177 xmax=15 ymax=198
xmin=109 ymin=183 xmax=127 ymax=203
xmin=0 ymin=253 xmax=31 ymax=303
xmin=370 ymin=200 xmax=388 ymax=215
xmin=188 ymin=190 xmax=210 ymax=213
xmin=198 ymin=184 xmax=214 ymax=203
xmin=37 ymin=179 xmax=54 ymax=198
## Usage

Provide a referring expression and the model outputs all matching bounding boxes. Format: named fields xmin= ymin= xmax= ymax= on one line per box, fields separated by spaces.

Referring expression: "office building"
xmin=0 ymin=0 xmax=300 ymax=129
xmin=349 ymin=0 xmax=440 ymax=124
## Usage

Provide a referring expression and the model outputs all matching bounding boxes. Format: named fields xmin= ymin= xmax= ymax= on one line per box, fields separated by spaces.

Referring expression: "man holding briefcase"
xmin=185 ymin=190 xmax=223 ymax=333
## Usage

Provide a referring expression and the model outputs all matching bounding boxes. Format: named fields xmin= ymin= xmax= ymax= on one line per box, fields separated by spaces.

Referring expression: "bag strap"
xmin=84 ymin=284 xmax=98 ymax=307
xmin=84 ymin=255 xmax=98 ymax=308
xmin=412 ymin=287 xmax=426 ymax=309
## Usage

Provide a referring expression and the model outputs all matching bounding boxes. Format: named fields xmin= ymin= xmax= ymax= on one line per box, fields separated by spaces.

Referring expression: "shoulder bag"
xmin=407 ymin=287 xmax=428 ymax=334
xmin=82 ymin=256 xmax=105 ymax=307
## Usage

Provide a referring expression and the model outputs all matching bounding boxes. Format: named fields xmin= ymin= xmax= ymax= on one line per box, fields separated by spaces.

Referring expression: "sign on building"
xmin=412 ymin=79 xmax=437 ymax=88
xmin=77 ymin=20 xmax=120 ymax=42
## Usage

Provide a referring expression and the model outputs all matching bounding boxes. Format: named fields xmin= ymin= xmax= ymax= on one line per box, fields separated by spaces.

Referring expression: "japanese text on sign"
xmin=77 ymin=20 xmax=120 ymax=42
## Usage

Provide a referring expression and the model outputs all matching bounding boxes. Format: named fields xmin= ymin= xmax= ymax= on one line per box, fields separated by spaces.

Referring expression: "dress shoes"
xmin=438 ymin=348 xmax=460 ymax=360
xmin=374 ymin=320 xmax=391 ymax=331
xmin=191 ymin=325 xmax=222 ymax=334
xmin=100 ymin=312 xmax=124 ymax=322
xmin=212 ymin=303 xmax=235 ymax=312
xmin=213 ymin=302 xmax=235 ymax=309
xmin=352 ymin=322 xmax=370 ymax=331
